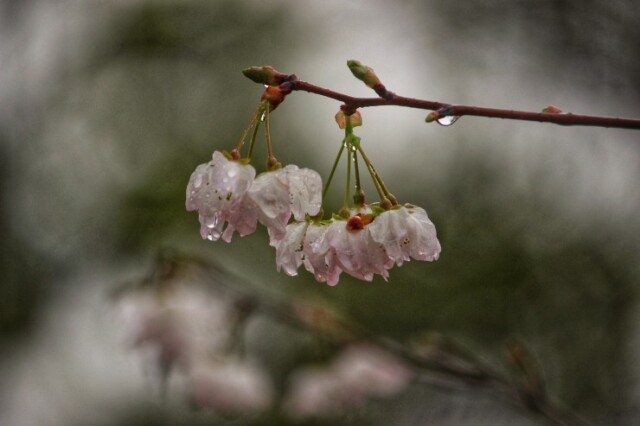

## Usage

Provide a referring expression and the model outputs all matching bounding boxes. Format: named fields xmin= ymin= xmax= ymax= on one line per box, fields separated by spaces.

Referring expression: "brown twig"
xmin=285 ymin=79 xmax=640 ymax=130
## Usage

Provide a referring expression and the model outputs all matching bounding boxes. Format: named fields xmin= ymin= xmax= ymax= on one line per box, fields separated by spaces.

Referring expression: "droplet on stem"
xmin=436 ymin=115 xmax=460 ymax=126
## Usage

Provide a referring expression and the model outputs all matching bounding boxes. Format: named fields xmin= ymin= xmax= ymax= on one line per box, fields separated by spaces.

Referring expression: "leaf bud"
xmin=242 ymin=66 xmax=289 ymax=86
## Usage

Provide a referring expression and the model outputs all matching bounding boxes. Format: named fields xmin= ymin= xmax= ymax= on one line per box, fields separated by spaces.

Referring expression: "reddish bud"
xmin=346 ymin=213 xmax=373 ymax=231
xmin=542 ymin=105 xmax=563 ymax=114
xmin=335 ymin=110 xmax=363 ymax=129
xmin=261 ymin=86 xmax=286 ymax=111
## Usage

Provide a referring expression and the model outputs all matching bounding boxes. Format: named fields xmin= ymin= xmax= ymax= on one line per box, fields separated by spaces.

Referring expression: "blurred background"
xmin=1 ymin=0 xmax=639 ymax=425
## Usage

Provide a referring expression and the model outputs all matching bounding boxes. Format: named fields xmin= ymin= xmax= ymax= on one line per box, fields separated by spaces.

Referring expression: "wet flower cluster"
xmin=187 ymin=151 xmax=440 ymax=284
xmin=186 ymin=150 xmax=322 ymax=243
xmin=187 ymin=65 xmax=442 ymax=284
xmin=275 ymin=205 xmax=440 ymax=285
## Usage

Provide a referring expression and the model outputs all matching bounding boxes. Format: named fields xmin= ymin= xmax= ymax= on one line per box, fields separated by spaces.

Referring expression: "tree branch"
xmin=287 ymin=79 xmax=640 ymax=130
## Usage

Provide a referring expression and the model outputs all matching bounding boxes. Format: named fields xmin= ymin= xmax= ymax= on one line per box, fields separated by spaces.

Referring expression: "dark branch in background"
xmin=134 ymin=250 xmax=594 ymax=426
xmin=243 ymin=62 xmax=640 ymax=130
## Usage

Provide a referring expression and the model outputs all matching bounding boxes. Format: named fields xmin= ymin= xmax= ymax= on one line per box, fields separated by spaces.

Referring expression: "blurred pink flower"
xmin=334 ymin=344 xmax=414 ymax=398
xmin=118 ymin=284 xmax=234 ymax=376
xmin=187 ymin=360 xmax=274 ymax=414
xmin=282 ymin=343 xmax=413 ymax=419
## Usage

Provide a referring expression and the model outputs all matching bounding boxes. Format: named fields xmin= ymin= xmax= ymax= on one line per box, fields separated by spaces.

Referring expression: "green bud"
xmin=425 ymin=111 xmax=439 ymax=123
xmin=347 ymin=60 xmax=381 ymax=89
xmin=242 ymin=66 xmax=282 ymax=86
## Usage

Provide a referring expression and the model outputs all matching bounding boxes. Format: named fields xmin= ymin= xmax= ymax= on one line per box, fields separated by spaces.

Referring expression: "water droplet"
xmin=260 ymin=112 xmax=266 ymax=122
xmin=205 ymin=215 xmax=219 ymax=229
xmin=436 ymin=115 xmax=460 ymax=126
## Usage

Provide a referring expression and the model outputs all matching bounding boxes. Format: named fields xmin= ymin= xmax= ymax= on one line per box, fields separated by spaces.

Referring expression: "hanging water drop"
xmin=205 ymin=215 xmax=219 ymax=229
xmin=436 ymin=115 xmax=460 ymax=126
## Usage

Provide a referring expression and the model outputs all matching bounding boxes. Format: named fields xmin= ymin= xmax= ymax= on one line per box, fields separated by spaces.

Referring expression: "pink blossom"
xmin=247 ymin=168 xmax=291 ymax=241
xmin=368 ymin=204 xmax=441 ymax=265
xmin=323 ymin=213 xmax=392 ymax=281
xmin=274 ymin=221 xmax=308 ymax=276
xmin=248 ymin=165 xmax=323 ymax=243
xmin=186 ymin=151 xmax=257 ymax=242
xmin=283 ymin=165 xmax=322 ymax=221
xmin=302 ymin=222 xmax=342 ymax=285
xmin=274 ymin=221 xmax=343 ymax=285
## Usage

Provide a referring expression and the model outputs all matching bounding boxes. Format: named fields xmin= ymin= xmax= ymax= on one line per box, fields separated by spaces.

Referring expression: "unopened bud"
xmin=335 ymin=109 xmax=363 ymax=129
xmin=347 ymin=60 xmax=383 ymax=90
xmin=243 ymin=66 xmax=288 ymax=86
xmin=425 ymin=111 xmax=439 ymax=123
xmin=261 ymin=86 xmax=286 ymax=110
xmin=542 ymin=105 xmax=563 ymax=114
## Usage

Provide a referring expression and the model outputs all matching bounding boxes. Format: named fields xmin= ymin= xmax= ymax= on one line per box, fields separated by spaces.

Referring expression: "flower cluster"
xmin=187 ymin=150 xmax=441 ymax=284
xmin=274 ymin=205 xmax=441 ymax=285
xmin=186 ymin=150 xmax=322 ymax=243
xmin=186 ymin=67 xmax=442 ymax=284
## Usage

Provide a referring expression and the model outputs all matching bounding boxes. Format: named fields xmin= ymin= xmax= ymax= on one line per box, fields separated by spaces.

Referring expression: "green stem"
xmin=247 ymin=119 xmax=261 ymax=159
xmin=322 ymin=138 xmax=347 ymax=202
xmin=353 ymin=150 xmax=364 ymax=206
xmin=357 ymin=144 xmax=390 ymax=206
xmin=236 ymin=102 xmax=266 ymax=152
xmin=264 ymin=105 xmax=279 ymax=169
xmin=344 ymin=146 xmax=352 ymax=209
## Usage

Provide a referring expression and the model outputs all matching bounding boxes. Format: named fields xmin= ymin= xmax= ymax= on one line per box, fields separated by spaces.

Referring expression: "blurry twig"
xmin=134 ymin=249 xmax=594 ymax=426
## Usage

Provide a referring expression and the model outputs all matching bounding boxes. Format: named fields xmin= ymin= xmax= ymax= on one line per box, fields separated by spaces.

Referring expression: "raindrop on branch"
xmin=436 ymin=115 xmax=460 ymax=126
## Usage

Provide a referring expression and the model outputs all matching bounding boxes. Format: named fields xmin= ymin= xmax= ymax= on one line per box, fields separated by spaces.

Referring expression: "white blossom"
xmin=248 ymin=165 xmax=323 ymax=243
xmin=274 ymin=221 xmax=308 ymax=276
xmin=274 ymin=204 xmax=440 ymax=285
xmin=323 ymin=214 xmax=392 ymax=281
xmin=186 ymin=151 xmax=257 ymax=242
xmin=368 ymin=204 xmax=441 ymax=265
xmin=302 ymin=222 xmax=342 ymax=285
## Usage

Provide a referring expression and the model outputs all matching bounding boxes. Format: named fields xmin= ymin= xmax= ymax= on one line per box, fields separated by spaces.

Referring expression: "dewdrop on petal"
xmin=186 ymin=151 xmax=257 ymax=242
xmin=247 ymin=168 xmax=292 ymax=241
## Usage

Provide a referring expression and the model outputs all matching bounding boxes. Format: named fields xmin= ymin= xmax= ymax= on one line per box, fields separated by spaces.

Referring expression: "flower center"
xmin=346 ymin=213 xmax=373 ymax=232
